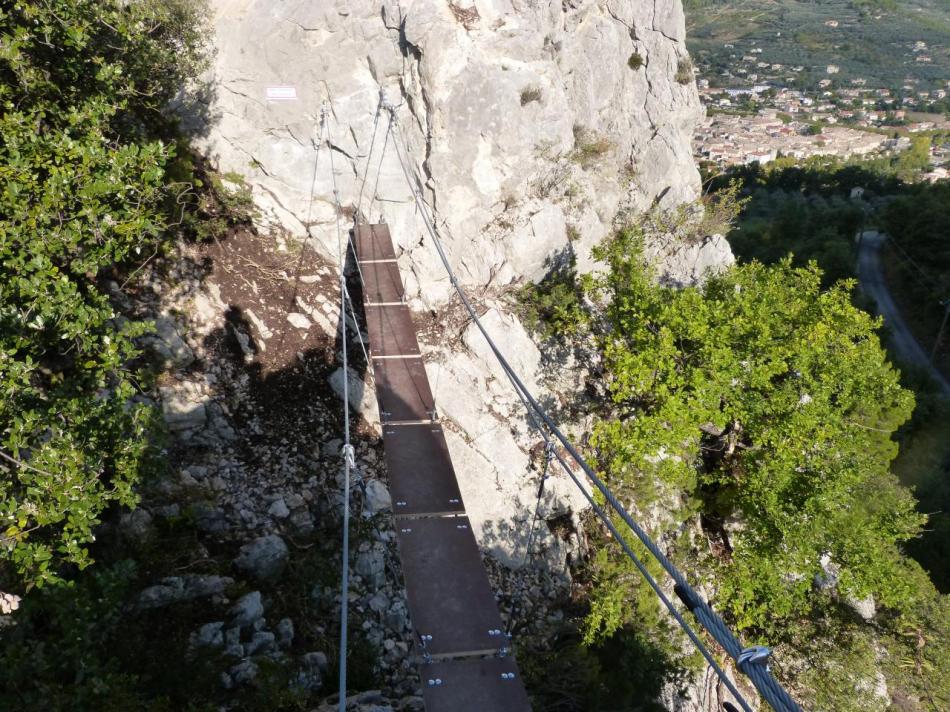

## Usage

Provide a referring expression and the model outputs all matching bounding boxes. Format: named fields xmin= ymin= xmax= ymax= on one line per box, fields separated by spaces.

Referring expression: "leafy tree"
xmin=579 ymin=228 xmax=950 ymax=706
xmin=0 ymin=0 xmax=208 ymax=587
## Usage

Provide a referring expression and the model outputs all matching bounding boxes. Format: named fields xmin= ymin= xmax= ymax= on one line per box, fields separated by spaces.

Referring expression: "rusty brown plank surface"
xmin=382 ymin=424 xmax=465 ymax=517
xmin=365 ymin=304 xmax=422 ymax=357
xmin=362 ymin=260 xmax=405 ymax=303
xmin=357 ymin=222 xmax=530 ymax=708
xmin=374 ymin=357 xmax=435 ymax=422
xmin=395 ymin=516 xmax=507 ymax=657
xmin=420 ymin=657 xmax=532 ymax=712
xmin=353 ymin=223 xmax=397 ymax=262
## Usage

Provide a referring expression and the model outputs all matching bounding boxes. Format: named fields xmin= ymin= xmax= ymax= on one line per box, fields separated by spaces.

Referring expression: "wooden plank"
xmin=421 ymin=657 xmax=532 ymax=712
xmin=395 ymin=516 xmax=507 ymax=657
xmin=382 ymin=424 xmax=465 ymax=517
xmin=365 ymin=304 xmax=422 ymax=357
xmin=374 ymin=357 xmax=435 ymax=422
xmin=362 ymin=260 xmax=405 ymax=303
xmin=353 ymin=223 xmax=396 ymax=262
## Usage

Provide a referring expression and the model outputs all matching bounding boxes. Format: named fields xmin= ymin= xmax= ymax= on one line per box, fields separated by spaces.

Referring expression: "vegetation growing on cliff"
xmin=0 ymin=0 xmax=209 ymax=587
xmin=521 ymin=216 xmax=950 ymax=708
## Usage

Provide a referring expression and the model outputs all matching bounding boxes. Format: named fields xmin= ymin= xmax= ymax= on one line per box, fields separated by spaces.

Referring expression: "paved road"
xmin=857 ymin=231 xmax=950 ymax=397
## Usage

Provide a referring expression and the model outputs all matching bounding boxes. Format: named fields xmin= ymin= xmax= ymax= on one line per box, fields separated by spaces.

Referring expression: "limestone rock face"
xmin=195 ymin=0 xmax=730 ymax=593
xmin=195 ymin=0 xmax=707 ymax=303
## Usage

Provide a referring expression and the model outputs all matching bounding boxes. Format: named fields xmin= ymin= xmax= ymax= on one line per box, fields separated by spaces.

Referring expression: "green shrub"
xmin=0 ymin=0 xmax=209 ymax=588
xmin=628 ymin=52 xmax=645 ymax=70
xmin=580 ymin=228 xmax=950 ymax=708
xmin=517 ymin=257 xmax=588 ymax=339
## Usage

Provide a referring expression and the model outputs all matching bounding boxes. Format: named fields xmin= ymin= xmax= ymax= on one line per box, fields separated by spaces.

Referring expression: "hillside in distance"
xmin=685 ymin=0 xmax=950 ymax=91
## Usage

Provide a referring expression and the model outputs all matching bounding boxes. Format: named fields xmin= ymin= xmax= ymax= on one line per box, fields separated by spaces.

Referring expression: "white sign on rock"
xmin=265 ymin=86 xmax=298 ymax=102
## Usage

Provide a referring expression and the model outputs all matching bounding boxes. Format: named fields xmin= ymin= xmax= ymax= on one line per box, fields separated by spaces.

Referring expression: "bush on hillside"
xmin=0 ymin=0 xmax=209 ymax=588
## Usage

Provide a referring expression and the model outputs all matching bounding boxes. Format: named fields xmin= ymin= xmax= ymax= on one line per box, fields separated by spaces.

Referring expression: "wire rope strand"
xmin=355 ymin=94 xmax=383 ymax=225
xmin=386 ymin=106 xmax=799 ymax=712
xmin=498 ymin=365 xmax=754 ymax=712
xmin=368 ymin=111 xmax=394 ymax=224
xmin=326 ymin=104 xmax=353 ymax=712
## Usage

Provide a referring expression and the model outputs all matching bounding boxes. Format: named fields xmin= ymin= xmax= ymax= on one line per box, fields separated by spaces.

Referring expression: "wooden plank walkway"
xmin=353 ymin=223 xmax=531 ymax=711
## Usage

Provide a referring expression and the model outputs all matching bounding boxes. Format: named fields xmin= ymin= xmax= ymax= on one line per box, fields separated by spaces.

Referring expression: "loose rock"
xmin=234 ymin=534 xmax=289 ymax=581
xmin=229 ymin=591 xmax=264 ymax=627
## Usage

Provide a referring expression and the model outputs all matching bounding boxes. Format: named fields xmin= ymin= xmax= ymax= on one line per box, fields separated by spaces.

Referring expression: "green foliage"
xmin=569 ymin=227 xmax=950 ymax=706
xmin=894 ymin=135 xmax=933 ymax=177
xmin=627 ymin=52 xmax=644 ymax=70
xmin=698 ymin=178 xmax=750 ymax=237
xmin=0 ymin=559 xmax=202 ymax=711
xmin=730 ymin=188 xmax=864 ymax=286
xmin=0 ymin=0 xmax=209 ymax=587
xmin=517 ymin=257 xmax=588 ymax=339
xmin=589 ymin=230 xmax=919 ymax=632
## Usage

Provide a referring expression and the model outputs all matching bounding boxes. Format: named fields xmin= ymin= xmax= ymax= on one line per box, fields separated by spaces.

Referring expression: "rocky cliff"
xmin=184 ymin=0 xmax=731 ymax=567
xmin=196 ymin=0 xmax=719 ymax=293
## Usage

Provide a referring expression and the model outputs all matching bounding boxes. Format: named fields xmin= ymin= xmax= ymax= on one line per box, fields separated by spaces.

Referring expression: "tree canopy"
xmin=0 ymin=0 xmax=208 ymax=587
xmin=567 ymin=226 xmax=948 ymax=708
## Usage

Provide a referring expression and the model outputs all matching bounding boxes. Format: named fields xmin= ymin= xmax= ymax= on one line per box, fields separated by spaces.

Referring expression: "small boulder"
xmin=191 ymin=621 xmax=225 ymax=649
xmin=268 ymin=498 xmax=291 ymax=519
xmin=245 ymin=630 xmax=276 ymax=656
xmin=137 ymin=575 xmax=233 ymax=610
xmin=229 ymin=591 xmax=264 ymax=627
xmin=354 ymin=545 xmax=386 ymax=588
xmin=229 ymin=660 xmax=259 ymax=687
xmin=159 ymin=386 xmax=206 ymax=432
xmin=152 ymin=316 xmax=195 ymax=368
xmin=118 ymin=509 xmax=154 ymax=543
xmin=363 ymin=479 xmax=391 ymax=515
xmin=234 ymin=535 xmax=289 ymax=582
xmin=368 ymin=592 xmax=389 ymax=614
xmin=286 ymin=312 xmax=312 ymax=330
xmin=295 ymin=651 xmax=326 ymax=692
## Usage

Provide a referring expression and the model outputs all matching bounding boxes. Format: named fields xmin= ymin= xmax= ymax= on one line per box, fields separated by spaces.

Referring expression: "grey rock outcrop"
xmin=137 ymin=575 xmax=233 ymax=609
xmin=196 ymin=0 xmax=706 ymax=302
xmin=191 ymin=621 xmax=226 ymax=649
xmin=233 ymin=534 xmax=289 ymax=581
xmin=229 ymin=590 xmax=265 ymax=627
xmin=363 ymin=479 xmax=392 ymax=516
xmin=147 ymin=315 xmax=195 ymax=368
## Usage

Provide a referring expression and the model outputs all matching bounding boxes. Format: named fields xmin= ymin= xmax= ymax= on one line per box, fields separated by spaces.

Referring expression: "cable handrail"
xmin=322 ymin=103 xmax=356 ymax=712
xmin=385 ymin=104 xmax=802 ymax=712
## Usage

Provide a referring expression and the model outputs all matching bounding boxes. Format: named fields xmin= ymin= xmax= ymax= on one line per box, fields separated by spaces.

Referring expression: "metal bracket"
xmin=737 ymin=645 xmax=771 ymax=668
xmin=341 ymin=443 xmax=356 ymax=469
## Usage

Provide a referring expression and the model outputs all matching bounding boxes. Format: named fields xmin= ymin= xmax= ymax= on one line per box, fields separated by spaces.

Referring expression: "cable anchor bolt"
xmin=737 ymin=645 xmax=771 ymax=669
xmin=342 ymin=444 xmax=356 ymax=469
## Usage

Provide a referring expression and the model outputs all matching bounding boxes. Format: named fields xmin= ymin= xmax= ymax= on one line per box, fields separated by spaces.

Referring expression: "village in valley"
xmin=691 ymin=29 xmax=950 ymax=177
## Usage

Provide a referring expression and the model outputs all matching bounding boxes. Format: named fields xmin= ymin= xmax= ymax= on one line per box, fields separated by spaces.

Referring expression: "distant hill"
xmin=685 ymin=0 xmax=950 ymax=91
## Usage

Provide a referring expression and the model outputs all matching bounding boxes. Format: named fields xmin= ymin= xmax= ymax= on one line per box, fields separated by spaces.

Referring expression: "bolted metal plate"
xmin=362 ymin=260 xmax=405 ymax=304
xmin=395 ymin=516 xmax=506 ymax=658
xmin=354 ymin=223 xmax=396 ymax=262
xmin=365 ymin=304 xmax=421 ymax=358
xmin=373 ymin=357 xmax=435 ymax=422
xmin=382 ymin=423 xmax=465 ymax=517
xmin=420 ymin=656 xmax=532 ymax=712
